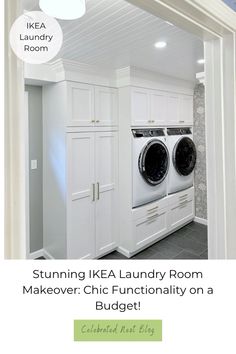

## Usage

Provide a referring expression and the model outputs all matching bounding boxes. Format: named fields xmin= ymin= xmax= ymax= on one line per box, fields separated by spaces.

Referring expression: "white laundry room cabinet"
xmin=131 ymin=87 xmax=167 ymax=126
xmin=66 ymin=81 xmax=118 ymax=127
xmin=132 ymin=197 xmax=169 ymax=251
xmin=127 ymin=86 xmax=193 ymax=127
xmin=118 ymin=81 xmax=194 ymax=258
xmin=43 ymin=82 xmax=118 ymax=259
xmin=167 ymin=94 xmax=193 ymax=126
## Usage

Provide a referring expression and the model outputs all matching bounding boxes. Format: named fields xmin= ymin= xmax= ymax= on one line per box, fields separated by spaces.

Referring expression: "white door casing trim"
xmin=24 ymin=91 xmax=30 ymax=259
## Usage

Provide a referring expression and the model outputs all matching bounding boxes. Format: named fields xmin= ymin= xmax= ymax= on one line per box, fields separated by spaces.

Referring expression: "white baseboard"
xmin=43 ymin=249 xmax=54 ymax=259
xmin=28 ymin=248 xmax=54 ymax=260
xmin=194 ymin=217 xmax=208 ymax=226
xmin=28 ymin=249 xmax=44 ymax=259
xmin=116 ymin=246 xmax=132 ymax=258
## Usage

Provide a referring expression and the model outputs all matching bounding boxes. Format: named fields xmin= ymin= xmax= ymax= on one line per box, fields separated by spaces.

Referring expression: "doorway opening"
xmin=22 ymin=0 xmax=234 ymax=260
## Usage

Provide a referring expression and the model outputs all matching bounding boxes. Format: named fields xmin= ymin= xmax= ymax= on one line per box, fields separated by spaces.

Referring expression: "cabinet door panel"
xmin=131 ymin=88 xmax=149 ymax=126
xmin=168 ymin=200 xmax=194 ymax=231
xmin=68 ymin=198 xmax=95 ymax=259
xmin=167 ymin=94 xmax=180 ymax=125
xmin=96 ymin=188 xmax=117 ymax=256
xmin=67 ymin=133 xmax=95 ymax=259
xmin=150 ymin=90 xmax=167 ymax=125
xmin=180 ymin=95 xmax=193 ymax=125
xmin=95 ymin=87 xmax=118 ymax=126
xmin=133 ymin=208 xmax=168 ymax=250
xmin=95 ymin=132 xmax=118 ymax=256
xmin=68 ymin=82 xmax=94 ymax=126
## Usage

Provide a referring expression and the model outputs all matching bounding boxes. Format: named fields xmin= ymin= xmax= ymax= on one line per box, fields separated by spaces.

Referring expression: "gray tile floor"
xmin=101 ymin=221 xmax=208 ymax=260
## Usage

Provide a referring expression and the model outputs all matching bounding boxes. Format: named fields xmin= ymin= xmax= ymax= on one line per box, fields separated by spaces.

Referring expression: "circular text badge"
xmin=10 ymin=11 xmax=63 ymax=64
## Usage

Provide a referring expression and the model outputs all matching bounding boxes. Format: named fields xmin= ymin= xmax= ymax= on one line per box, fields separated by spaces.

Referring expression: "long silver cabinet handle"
xmin=179 ymin=200 xmax=189 ymax=205
xmin=171 ymin=201 xmax=190 ymax=211
xmin=179 ymin=200 xmax=188 ymax=206
xmin=179 ymin=203 xmax=191 ymax=209
xmin=147 ymin=212 xmax=165 ymax=222
xmin=147 ymin=213 xmax=159 ymax=220
xmin=97 ymin=182 xmax=100 ymax=200
xmin=136 ymin=212 xmax=164 ymax=227
xmin=92 ymin=184 xmax=95 ymax=202
xmin=179 ymin=200 xmax=192 ymax=208
xmin=147 ymin=206 xmax=159 ymax=212
xmin=179 ymin=194 xmax=188 ymax=199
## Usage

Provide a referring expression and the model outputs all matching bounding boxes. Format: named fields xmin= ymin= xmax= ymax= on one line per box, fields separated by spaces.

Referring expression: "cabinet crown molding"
xmin=25 ymin=59 xmax=194 ymax=94
xmin=196 ymin=72 xmax=205 ymax=85
xmin=25 ymin=59 xmax=117 ymax=87
xmin=116 ymin=66 xmax=194 ymax=95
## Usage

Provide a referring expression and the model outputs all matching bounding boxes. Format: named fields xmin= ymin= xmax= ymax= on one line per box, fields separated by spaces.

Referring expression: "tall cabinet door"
xmin=95 ymin=132 xmax=118 ymax=257
xmin=95 ymin=87 xmax=118 ymax=126
xmin=67 ymin=82 xmax=95 ymax=127
xmin=67 ymin=132 xmax=95 ymax=259
xmin=180 ymin=95 xmax=193 ymax=125
xmin=167 ymin=93 xmax=180 ymax=125
xmin=131 ymin=87 xmax=150 ymax=126
xmin=150 ymin=90 xmax=167 ymax=125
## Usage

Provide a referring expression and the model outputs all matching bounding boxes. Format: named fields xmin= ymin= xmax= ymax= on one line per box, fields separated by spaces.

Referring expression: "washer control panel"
xmin=132 ymin=129 xmax=165 ymax=138
xmin=167 ymin=128 xmax=192 ymax=135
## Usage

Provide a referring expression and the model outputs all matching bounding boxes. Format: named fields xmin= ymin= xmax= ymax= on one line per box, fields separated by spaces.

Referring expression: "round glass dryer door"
xmin=139 ymin=140 xmax=169 ymax=185
xmin=173 ymin=137 xmax=197 ymax=176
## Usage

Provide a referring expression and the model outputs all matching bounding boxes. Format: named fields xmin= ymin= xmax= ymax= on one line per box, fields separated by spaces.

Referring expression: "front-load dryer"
xmin=132 ymin=128 xmax=169 ymax=208
xmin=167 ymin=127 xmax=197 ymax=194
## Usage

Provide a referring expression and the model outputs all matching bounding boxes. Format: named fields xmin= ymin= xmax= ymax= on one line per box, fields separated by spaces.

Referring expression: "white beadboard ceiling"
xmin=23 ymin=0 xmax=204 ymax=81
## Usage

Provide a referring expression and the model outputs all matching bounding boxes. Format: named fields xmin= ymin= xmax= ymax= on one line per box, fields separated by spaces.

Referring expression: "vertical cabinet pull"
xmin=97 ymin=182 xmax=100 ymax=200
xmin=92 ymin=184 xmax=95 ymax=202
xmin=92 ymin=183 xmax=100 ymax=201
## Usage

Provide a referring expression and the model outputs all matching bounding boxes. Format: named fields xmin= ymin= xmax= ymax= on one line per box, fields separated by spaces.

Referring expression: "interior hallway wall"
xmin=193 ymin=83 xmax=207 ymax=220
xmin=25 ymin=85 xmax=43 ymax=253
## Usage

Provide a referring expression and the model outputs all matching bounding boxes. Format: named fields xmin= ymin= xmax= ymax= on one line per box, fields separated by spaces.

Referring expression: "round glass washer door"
xmin=173 ymin=137 xmax=197 ymax=176
xmin=138 ymin=140 xmax=169 ymax=186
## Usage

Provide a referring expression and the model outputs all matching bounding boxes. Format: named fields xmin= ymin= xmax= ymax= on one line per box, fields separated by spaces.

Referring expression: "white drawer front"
xmin=133 ymin=208 xmax=168 ymax=250
xmin=167 ymin=187 xmax=194 ymax=206
xmin=132 ymin=197 xmax=169 ymax=221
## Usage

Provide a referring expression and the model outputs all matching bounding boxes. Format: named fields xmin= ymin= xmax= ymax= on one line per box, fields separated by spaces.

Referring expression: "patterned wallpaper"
xmin=193 ymin=84 xmax=207 ymax=220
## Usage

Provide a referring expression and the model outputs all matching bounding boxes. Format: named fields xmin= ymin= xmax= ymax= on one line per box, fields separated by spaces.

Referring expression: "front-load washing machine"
xmin=167 ymin=127 xmax=197 ymax=194
xmin=132 ymin=128 xmax=169 ymax=208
